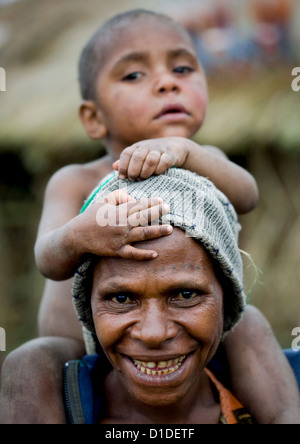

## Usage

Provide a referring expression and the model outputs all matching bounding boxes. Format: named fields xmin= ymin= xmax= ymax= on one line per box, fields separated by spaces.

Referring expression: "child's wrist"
xmin=181 ymin=139 xmax=201 ymax=169
xmin=62 ymin=217 xmax=85 ymax=261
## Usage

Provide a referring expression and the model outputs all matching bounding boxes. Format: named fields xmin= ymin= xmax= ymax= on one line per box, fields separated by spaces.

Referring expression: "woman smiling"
xmin=65 ymin=168 xmax=299 ymax=424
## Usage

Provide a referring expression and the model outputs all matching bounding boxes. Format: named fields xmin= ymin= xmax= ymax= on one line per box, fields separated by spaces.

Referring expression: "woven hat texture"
xmin=72 ymin=168 xmax=245 ymax=354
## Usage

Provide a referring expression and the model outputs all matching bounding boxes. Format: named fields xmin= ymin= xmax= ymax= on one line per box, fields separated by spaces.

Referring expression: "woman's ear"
xmin=79 ymin=101 xmax=108 ymax=140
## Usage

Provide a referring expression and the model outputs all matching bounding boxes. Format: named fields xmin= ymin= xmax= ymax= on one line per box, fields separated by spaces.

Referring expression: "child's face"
xmin=94 ymin=18 xmax=208 ymax=153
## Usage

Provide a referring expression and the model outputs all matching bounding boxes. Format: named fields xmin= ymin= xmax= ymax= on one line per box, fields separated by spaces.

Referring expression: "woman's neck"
xmin=102 ymin=370 xmax=221 ymax=424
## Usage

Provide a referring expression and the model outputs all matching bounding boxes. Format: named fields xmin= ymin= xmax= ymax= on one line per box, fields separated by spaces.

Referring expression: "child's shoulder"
xmin=44 ymin=155 xmax=114 ymax=202
xmin=47 ymin=156 xmax=113 ymax=191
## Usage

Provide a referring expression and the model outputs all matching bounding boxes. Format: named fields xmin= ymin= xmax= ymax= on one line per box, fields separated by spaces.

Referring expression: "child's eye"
xmin=122 ymin=72 xmax=143 ymax=81
xmin=173 ymin=66 xmax=194 ymax=75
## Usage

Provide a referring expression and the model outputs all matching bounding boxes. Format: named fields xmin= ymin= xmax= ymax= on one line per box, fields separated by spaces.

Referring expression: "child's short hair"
xmin=78 ymin=9 xmax=194 ymax=102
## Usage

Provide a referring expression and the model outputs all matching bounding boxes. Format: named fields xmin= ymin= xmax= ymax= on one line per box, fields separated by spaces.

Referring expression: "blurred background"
xmin=0 ymin=0 xmax=300 ymax=371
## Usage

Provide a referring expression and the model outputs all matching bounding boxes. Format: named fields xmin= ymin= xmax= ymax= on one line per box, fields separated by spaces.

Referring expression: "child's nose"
xmin=154 ymin=72 xmax=180 ymax=95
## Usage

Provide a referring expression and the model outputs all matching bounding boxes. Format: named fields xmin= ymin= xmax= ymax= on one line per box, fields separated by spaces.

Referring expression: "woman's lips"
xmin=123 ymin=353 xmax=193 ymax=380
xmin=133 ymin=355 xmax=186 ymax=376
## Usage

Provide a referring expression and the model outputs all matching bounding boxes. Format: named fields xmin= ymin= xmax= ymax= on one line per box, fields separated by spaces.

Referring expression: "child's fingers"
xmin=139 ymin=151 xmax=161 ymax=179
xmin=96 ymin=190 xmax=136 ymax=206
xmin=154 ymin=152 xmax=174 ymax=175
xmin=119 ymin=244 xmax=159 ymax=261
xmin=118 ymin=149 xmax=134 ymax=179
xmin=127 ymin=202 xmax=170 ymax=227
xmin=128 ymin=224 xmax=173 ymax=244
xmin=112 ymin=189 xmax=136 ymax=205
xmin=126 ymin=197 xmax=164 ymax=215
xmin=120 ymin=225 xmax=173 ymax=260
xmin=98 ymin=198 xmax=166 ymax=229
xmin=112 ymin=160 xmax=120 ymax=171
xmin=126 ymin=147 xmax=150 ymax=180
xmin=118 ymin=145 xmax=147 ymax=180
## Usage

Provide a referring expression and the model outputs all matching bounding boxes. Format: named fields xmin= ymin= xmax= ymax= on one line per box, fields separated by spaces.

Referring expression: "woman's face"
xmin=91 ymin=228 xmax=224 ymax=408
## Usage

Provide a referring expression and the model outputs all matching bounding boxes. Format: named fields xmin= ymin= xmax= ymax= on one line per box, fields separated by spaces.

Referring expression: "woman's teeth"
xmin=133 ymin=356 xmax=186 ymax=376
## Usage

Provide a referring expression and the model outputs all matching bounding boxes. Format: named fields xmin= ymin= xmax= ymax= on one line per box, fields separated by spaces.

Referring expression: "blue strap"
xmin=284 ymin=349 xmax=300 ymax=389
xmin=67 ymin=349 xmax=300 ymax=424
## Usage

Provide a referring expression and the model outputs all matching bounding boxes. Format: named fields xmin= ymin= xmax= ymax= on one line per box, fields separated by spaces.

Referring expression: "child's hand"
xmin=112 ymin=138 xmax=188 ymax=181
xmin=79 ymin=190 xmax=173 ymax=261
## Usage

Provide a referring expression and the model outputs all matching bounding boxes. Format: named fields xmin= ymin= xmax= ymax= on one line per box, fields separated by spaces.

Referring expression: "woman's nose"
xmin=130 ymin=303 xmax=178 ymax=347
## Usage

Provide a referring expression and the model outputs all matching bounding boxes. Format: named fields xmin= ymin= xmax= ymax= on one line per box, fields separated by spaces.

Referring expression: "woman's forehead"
xmin=93 ymin=228 xmax=215 ymax=285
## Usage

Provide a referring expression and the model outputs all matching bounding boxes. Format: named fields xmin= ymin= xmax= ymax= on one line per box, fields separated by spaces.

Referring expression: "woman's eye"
xmin=122 ymin=72 xmax=143 ymax=81
xmin=175 ymin=291 xmax=198 ymax=301
xmin=171 ymin=290 xmax=203 ymax=307
xmin=111 ymin=295 xmax=131 ymax=304
xmin=173 ymin=66 xmax=194 ymax=74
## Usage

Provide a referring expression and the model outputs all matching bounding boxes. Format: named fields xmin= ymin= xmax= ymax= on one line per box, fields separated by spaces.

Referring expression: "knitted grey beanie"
xmin=72 ymin=168 xmax=246 ymax=354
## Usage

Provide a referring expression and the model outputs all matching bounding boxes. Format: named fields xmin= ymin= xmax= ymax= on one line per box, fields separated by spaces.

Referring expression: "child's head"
xmin=79 ymin=9 xmax=208 ymax=155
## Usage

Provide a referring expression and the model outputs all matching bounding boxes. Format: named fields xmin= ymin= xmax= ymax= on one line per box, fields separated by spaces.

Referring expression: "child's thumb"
xmin=112 ymin=160 xmax=120 ymax=170
xmin=110 ymin=189 xmax=136 ymax=206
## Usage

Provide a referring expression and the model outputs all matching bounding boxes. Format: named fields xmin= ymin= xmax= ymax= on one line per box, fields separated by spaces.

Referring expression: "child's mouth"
xmin=156 ymin=104 xmax=188 ymax=118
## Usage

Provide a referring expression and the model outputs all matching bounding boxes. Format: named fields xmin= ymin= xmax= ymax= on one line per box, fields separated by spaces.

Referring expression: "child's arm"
xmin=224 ymin=305 xmax=300 ymax=424
xmin=35 ymin=165 xmax=172 ymax=281
xmin=113 ymin=137 xmax=259 ymax=214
